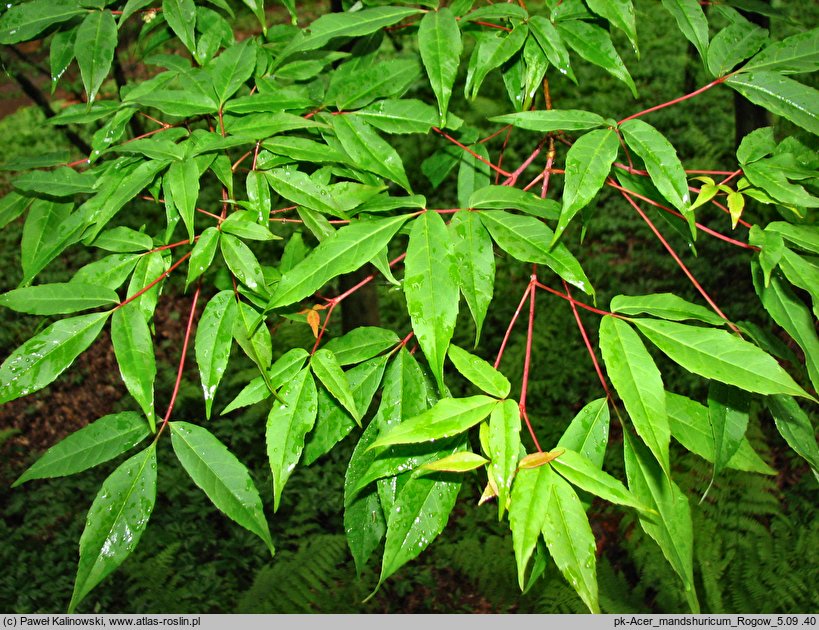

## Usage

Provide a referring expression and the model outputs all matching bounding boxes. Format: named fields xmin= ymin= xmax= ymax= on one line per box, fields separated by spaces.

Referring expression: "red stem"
xmin=114 ymin=252 xmax=191 ymax=311
xmin=563 ymin=281 xmax=613 ymax=402
xmin=620 ymin=189 xmax=740 ymax=334
xmin=494 ymin=283 xmax=532 ymax=369
xmin=158 ymin=285 xmax=201 ymax=434
xmin=518 ymin=276 xmax=543 ymax=453
xmin=432 ymin=127 xmax=512 ymax=177
xmin=618 ymin=75 xmax=730 ymax=125
xmin=533 ymin=281 xmax=622 ymax=318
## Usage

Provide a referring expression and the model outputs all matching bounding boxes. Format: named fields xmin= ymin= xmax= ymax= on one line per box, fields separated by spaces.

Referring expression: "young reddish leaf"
xmin=69 ymin=444 xmax=157 ymax=613
xmin=518 ymin=450 xmax=564 ymax=470
xmin=170 ymin=422 xmax=275 ymax=555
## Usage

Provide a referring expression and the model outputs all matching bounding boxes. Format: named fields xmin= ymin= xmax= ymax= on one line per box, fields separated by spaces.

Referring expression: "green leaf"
xmin=551 ymin=448 xmax=644 ymax=511
xmin=264 ymin=168 xmax=342 ymax=217
xmin=610 ymin=293 xmax=725 ymax=326
xmin=162 ymin=0 xmax=197 ymax=54
xmin=661 ymin=0 xmax=709 ymax=61
xmin=69 ymin=444 xmax=157 ymax=613
xmin=263 ymin=137 xmax=345 ymax=165
xmin=529 ymin=16 xmax=575 ymax=82
xmin=418 ymin=8 xmax=461 ymax=125
xmin=13 ymin=412 xmax=150 ymax=487
xmin=304 ymin=355 xmax=388 ymax=465
xmin=344 ymin=418 xmax=387 ymax=574
xmin=266 ymin=367 xmax=318 ymax=511
xmin=666 ymin=391 xmax=775 ymax=475
xmin=766 ymin=395 xmax=819 ymax=476
xmin=20 ymin=199 xmax=73 ymax=285
xmin=632 ymin=318 xmax=813 ymax=400
xmin=331 ymin=59 xmax=420 ymax=111
xmin=404 ymin=211 xmax=460 ymax=392
xmin=93 ymin=227 xmax=153 ymax=253
xmin=555 ymin=128 xmax=619 ymax=244
xmin=222 ymin=211 xmax=279 ymax=242
xmin=707 ymin=21 xmax=768 ymax=78
xmin=0 ymin=312 xmax=109 ymax=405
xmin=0 ymin=0 xmax=86 ymax=44
xmin=220 ymin=233 xmax=267 ymax=295
xmin=234 ymin=301 xmax=272 ymax=372
xmin=125 ymin=251 xmax=167 ymax=325
xmin=268 ymin=214 xmax=408 ymax=309
xmin=447 ymin=344 xmax=510 ymax=398
xmin=112 ymin=303 xmax=156 ymax=423
xmin=490 ymin=109 xmax=607 ymax=133
xmin=0 ymin=191 xmax=30 ymax=230
xmin=14 ymin=167 xmax=97 ymax=197
xmin=599 ymin=316 xmax=670 ymax=475
xmin=0 ymin=282 xmax=118 ymax=316
xmin=311 ymin=348 xmax=359 ymax=423
xmin=480 ymin=210 xmax=594 ymax=296
xmin=285 ymin=6 xmax=421 ymax=55
xmin=623 ymin=431 xmax=700 ymax=613
xmin=542 ymin=471 xmax=600 ymax=613
xmin=488 ymin=398 xmax=521 ymax=519
xmin=170 ymin=422 xmax=274 ymax=554
xmin=245 ymin=170 xmax=271 ymax=224
xmin=449 ymin=210 xmax=495 ymax=344
xmin=707 ymin=382 xmax=750 ymax=476
xmin=354 ymin=100 xmax=437 ymax=137
xmin=165 ymin=160 xmax=200 ymax=243
xmin=586 ymin=0 xmax=638 ymax=54
xmin=242 ymin=0 xmax=266 ymax=32
xmin=323 ymin=327 xmax=399 ymax=365
xmin=75 ymin=10 xmax=117 ymax=104
xmin=420 ymin=451 xmax=487 ymax=472
xmin=465 ymin=25 xmax=528 ymax=101
xmin=211 ymin=39 xmax=255 ymax=104
xmin=186 ymin=227 xmax=220 ymax=289
xmin=370 ymin=395 xmax=498 ymax=450
xmin=72 ymin=253 xmax=140 ymax=291
xmin=474 ymin=189 xmax=557 ymax=224
xmin=726 ymin=72 xmax=819 ymax=136
xmin=743 ymin=27 xmax=819 ymax=75
xmin=224 ymin=89 xmax=313 ymax=114
xmin=221 ymin=347 xmax=309 ymax=415
xmin=743 ymin=160 xmax=819 ymax=208
xmin=752 ymin=263 xmax=819 ymax=392
xmin=379 ymin=459 xmax=461 ymax=583
xmin=557 ymin=398 xmax=610 ymax=468
xmin=331 ymin=115 xmax=412 ymax=193
xmin=195 ymin=291 xmax=236 ymax=419
xmin=557 ymin=20 xmax=637 ymax=97
xmin=133 ymin=90 xmax=218 ymax=116
xmin=509 ymin=464 xmax=552 ymax=588
xmin=620 ymin=119 xmax=690 ymax=213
